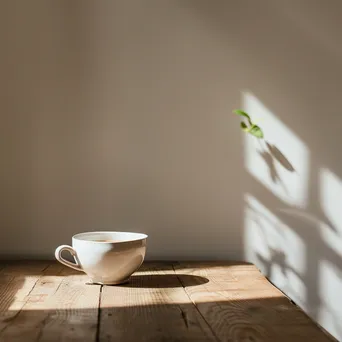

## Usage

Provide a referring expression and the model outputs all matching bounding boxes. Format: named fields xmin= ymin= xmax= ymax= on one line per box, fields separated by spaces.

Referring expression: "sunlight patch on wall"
xmin=243 ymin=92 xmax=309 ymax=207
xmin=320 ymin=168 xmax=342 ymax=258
xmin=319 ymin=169 xmax=342 ymax=342
xmin=244 ymin=194 xmax=306 ymax=307
xmin=318 ymin=260 xmax=342 ymax=340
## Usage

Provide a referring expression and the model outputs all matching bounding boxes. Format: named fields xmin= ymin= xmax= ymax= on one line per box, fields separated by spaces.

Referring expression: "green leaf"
xmin=240 ymin=121 xmax=248 ymax=130
xmin=233 ymin=109 xmax=251 ymax=120
xmin=249 ymin=125 xmax=264 ymax=138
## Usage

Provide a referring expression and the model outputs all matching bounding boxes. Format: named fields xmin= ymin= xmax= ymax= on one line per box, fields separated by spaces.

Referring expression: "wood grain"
xmin=99 ymin=262 xmax=218 ymax=341
xmin=0 ymin=261 xmax=336 ymax=342
xmin=174 ymin=262 xmax=334 ymax=342
xmin=0 ymin=261 xmax=51 ymax=335
xmin=0 ymin=262 xmax=101 ymax=342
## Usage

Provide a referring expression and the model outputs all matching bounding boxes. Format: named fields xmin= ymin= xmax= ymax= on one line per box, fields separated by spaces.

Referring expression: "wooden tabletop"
xmin=0 ymin=261 xmax=335 ymax=342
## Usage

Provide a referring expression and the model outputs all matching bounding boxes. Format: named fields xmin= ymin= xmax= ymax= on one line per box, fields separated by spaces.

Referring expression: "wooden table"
xmin=0 ymin=261 xmax=335 ymax=342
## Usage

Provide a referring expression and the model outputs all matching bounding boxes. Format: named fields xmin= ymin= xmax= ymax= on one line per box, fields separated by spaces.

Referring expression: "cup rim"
xmin=72 ymin=231 xmax=148 ymax=244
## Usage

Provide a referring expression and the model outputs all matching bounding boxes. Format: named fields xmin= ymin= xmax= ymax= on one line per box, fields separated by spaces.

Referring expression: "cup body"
xmin=56 ymin=231 xmax=147 ymax=285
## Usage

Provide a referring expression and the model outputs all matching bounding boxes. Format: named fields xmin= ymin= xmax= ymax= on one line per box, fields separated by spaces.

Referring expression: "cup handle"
xmin=55 ymin=245 xmax=83 ymax=272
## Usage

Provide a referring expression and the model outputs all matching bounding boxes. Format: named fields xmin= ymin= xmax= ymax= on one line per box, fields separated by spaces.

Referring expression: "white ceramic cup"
xmin=55 ymin=231 xmax=147 ymax=285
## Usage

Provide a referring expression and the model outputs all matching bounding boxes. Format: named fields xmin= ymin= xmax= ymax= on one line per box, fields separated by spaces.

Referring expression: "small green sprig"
xmin=233 ymin=109 xmax=264 ymax=139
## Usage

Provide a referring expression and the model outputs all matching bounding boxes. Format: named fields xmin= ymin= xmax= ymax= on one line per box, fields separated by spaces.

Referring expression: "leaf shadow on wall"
xmin=184 ymin=0 xmax=342 ymax=339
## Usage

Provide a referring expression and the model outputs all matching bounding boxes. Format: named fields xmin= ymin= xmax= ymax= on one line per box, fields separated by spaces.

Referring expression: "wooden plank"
xmin=173 ymin=261 xmax=271 ymax=291
xmin=0 ymin=263 xmax=101 ymax=342
xmin=174 ymin=262 xmax=335 ymax=342
xmin=99 ymin=262 xmax=218 ymax=341
xmin=0 ymin=261 xmax=52 ymax=335
xmin=0 ymin=261 xmax=336 ymax=342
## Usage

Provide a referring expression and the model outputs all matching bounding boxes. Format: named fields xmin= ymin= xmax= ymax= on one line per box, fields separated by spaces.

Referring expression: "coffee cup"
xmin=55 ymin=231 xmax=147 ymax=285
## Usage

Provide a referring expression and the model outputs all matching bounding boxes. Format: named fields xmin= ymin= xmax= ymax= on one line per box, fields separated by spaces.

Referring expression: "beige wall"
xmin=1 ymin=1 xmax=342 ymax=339
xmin=0 ymin=1 xmax=244 ymax=260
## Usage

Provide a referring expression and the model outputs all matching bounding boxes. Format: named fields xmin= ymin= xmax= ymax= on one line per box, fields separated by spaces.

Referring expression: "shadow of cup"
xmin=118 ymin=274 xmax=209 ymax=288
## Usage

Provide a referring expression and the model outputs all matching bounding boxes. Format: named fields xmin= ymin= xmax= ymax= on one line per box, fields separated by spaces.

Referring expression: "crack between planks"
xmin=25 ymin=263 xmax=51 ymax=299
xmin=36 ymin=314 xmax=52 ymax=342
xmin=171 ymin=263 xmax=221 ymax=342
xmin=95 ymin=285 xmax=103 ymax=342
xmin=179 ymin=307 xmax=189 ymax=328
